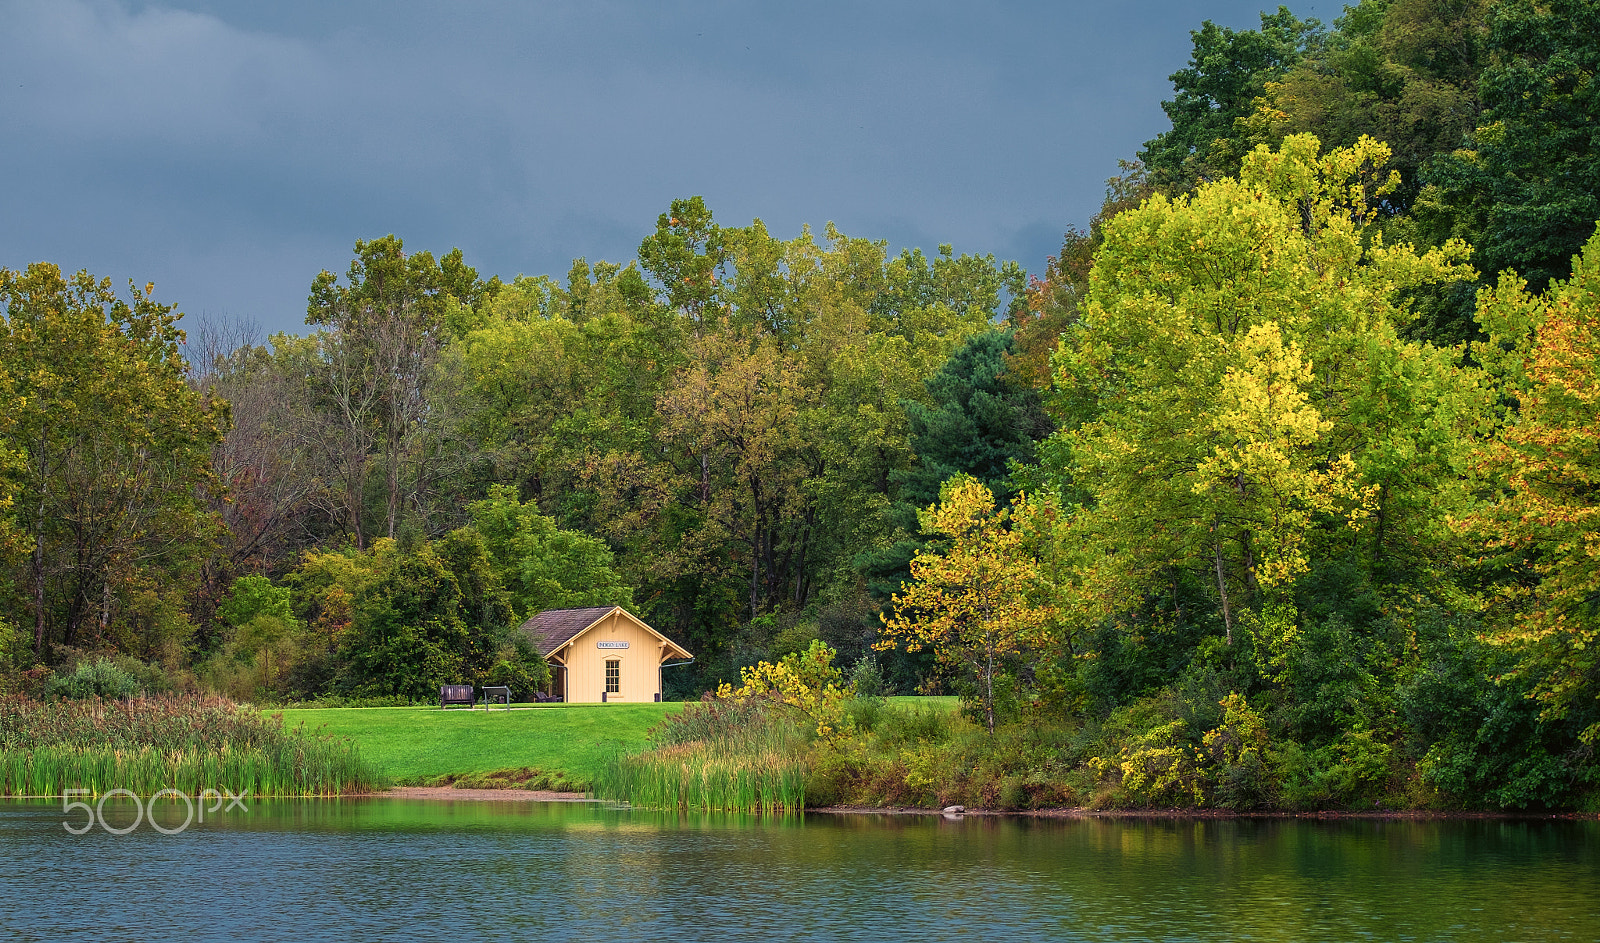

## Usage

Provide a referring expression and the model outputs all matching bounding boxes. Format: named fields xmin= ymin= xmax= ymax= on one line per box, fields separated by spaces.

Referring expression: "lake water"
xmin=1 ymin=799 xmax=1595 ymax=942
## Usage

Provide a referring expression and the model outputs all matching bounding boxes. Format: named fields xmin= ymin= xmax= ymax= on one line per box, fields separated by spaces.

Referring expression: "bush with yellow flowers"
xmin=717 ymin=640 xmax=855 ymax=740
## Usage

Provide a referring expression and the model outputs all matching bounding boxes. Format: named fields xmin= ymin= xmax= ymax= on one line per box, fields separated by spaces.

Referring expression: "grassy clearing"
xmin=0 ymin=695 xmax=379 ymax=797
xmin=886 ymin=695 xmax=960 ymax=713
xmin=275 ymin=702 xmax=684 ymax=787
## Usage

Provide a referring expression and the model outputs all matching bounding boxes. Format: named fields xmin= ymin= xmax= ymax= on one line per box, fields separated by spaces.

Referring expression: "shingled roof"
xmin=519 ymin=606 xmax=618 ymax=656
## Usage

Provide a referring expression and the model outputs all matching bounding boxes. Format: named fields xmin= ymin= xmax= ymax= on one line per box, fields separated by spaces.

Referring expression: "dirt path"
xmin=373 ymin=786 xmax=595 ymax=802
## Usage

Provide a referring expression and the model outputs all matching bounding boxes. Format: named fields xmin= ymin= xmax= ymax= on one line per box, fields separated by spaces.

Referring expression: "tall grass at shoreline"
xmin=593 ymin=695 xmax=809 ymax=813
xmin=0 ymin=695 xmax=381 ymax=797
xmin=596 ymin=744 xmax=807 ymax=813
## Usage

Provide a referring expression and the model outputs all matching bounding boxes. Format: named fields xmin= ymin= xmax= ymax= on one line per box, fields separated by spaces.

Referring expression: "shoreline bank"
xmin=357 ymin=789 xmax=1600 ymax=819
xmin=812 ymin=804 xmax=1599 ymax=821
xmin=5 ymin=787 xmax=1593 ymax=818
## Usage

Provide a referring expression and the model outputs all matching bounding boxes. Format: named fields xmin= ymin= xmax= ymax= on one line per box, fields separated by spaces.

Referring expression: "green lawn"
xmin=274 ymin=703 xmax=683 ymax=785
xmin=273 ymin=695 xmax=959 ymax=787
xmin=890 ymin=695 xmax=960 ymax=712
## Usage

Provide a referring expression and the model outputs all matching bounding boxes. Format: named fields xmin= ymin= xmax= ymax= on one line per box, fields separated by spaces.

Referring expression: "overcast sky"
xmin=1 ymin=0 xmax=1292 ymax=337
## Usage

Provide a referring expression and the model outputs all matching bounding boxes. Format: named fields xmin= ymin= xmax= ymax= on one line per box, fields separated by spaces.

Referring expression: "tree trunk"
xmin=385 ymin=433 xmax=401 ymax=540
xmin=1215 ymin=540 xmax=1233 ymax=645
xmin=97 ymin=575 xmax=113 ymax=648
xmin=1371 ymin=483 xmax=1389 ymax=574
xmin=1240 ymin=529 xmax=1259 ymax=598
xmin=31 ymin=442 xmax=49 ymax=659
xmin=31 ymin=528 xmax=45 ymax=659
xmin=346 ymin=445 xmax=367 ymax=550
xmin=983 ymin=647 xmax=996 ymax=734
xmin=750 ymin=531 xmax=761 ymax=620
xmin=791 ymin=518 xmax=810 ymax=608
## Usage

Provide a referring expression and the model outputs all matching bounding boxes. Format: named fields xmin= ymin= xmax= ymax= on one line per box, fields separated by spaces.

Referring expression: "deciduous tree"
xmin=0 ymin=264 xmax=224 ymax=661
xmin=466 ymin=484 xmax=633 ymax=619
xmin=1464 ymin=227 xmax=1600 ymax=741
xmin=306 ymin=236 xmax=483 ymax=544
xmin=879 ymin=477 xmax=1058 ymax=732
xmin=1046 ymin=136 xmax=1476 ymax=641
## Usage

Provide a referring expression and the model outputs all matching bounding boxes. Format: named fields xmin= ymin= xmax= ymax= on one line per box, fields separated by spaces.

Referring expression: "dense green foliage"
xmin=1152 ymin=0 xmax=1600 ymax=341
xmin=3 ymin=0 xmax=1600 ymax=811
xmin=1425 ymin=0 xmax=1600 ymax=290
xmin=1139 ymin=6 xmax=1324 ymax=190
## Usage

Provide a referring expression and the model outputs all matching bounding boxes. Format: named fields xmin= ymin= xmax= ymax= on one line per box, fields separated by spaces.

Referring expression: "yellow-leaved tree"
xmin=878 ymin=476 xmax=1058 ymax=733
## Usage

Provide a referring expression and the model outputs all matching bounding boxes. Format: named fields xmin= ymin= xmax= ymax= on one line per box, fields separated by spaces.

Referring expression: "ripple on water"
xmin=1 ymin=801 xmax=1595 ymax=942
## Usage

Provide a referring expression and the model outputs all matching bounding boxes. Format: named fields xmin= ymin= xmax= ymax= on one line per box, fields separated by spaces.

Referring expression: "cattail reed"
xmin=593 ymin=695 xmax=809 ymax=813
xmin=0 ymin=695 xmax=381 ymax=797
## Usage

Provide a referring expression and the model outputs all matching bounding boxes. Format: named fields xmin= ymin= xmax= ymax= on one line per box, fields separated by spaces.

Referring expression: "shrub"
xmin=262 ymin=694 xmax=422 ymax=709
xmin=803 ymin=750 xmax=855 ymax=807
xmin=0 ymin=618 xmax=26 ymax=672
xmin=1091 ymin=718 xmax=1204 ymax=807
xmin=1201 ymin=693 xmax=1275 ymax=810
xmin=1088 ymin=699 xmax=1205 ymax=807
xmin=717 ymin=640 xmax=854 ymax=739
xmin=0 ymin=666 xmax=51 ymax=699
xmin=845 ymin=695 xmax=886 ymax=733
xmin=998 ymin=775 xmax=1030 ymax=811
xmin=47 ymin=657 xmax=145 ymax=700
xmin=849 ymin=655 xmax=892 ymax=699
xmin=1272 ymin=729 xmax=1399 ymax=810
xmin=874 ymin=703 xmax=956 ymax=748
xmin=482 ymin=633 xmax=551 ymax=699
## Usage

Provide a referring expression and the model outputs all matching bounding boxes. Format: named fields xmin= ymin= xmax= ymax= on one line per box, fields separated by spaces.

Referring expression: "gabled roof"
xmin=520 ymin=606 xmax=618 ymax=656
xmin=518 ymin=606 xmax=694 ymax=661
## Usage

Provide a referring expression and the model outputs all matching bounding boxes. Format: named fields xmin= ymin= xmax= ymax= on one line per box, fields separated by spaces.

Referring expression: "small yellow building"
xmin=520 ymin=606 xmax=693 ymax=703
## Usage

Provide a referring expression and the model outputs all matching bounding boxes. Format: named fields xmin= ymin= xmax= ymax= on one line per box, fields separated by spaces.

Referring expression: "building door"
xmin=604 ymin=659 xmax=622 ymax=701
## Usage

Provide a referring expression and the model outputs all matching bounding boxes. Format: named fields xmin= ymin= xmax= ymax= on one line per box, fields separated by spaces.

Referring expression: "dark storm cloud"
xmin=0 ymin=0 xmax=1280 ymax=335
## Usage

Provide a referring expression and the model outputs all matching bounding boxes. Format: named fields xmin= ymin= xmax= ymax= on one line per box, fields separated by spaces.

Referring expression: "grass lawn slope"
xmin=276 ymin=703 xmax=684 ymax=787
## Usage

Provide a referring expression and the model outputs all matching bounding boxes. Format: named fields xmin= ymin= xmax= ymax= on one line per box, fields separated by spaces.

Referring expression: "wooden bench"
xmin=440 ymin=684 xmax=475 ymax=709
